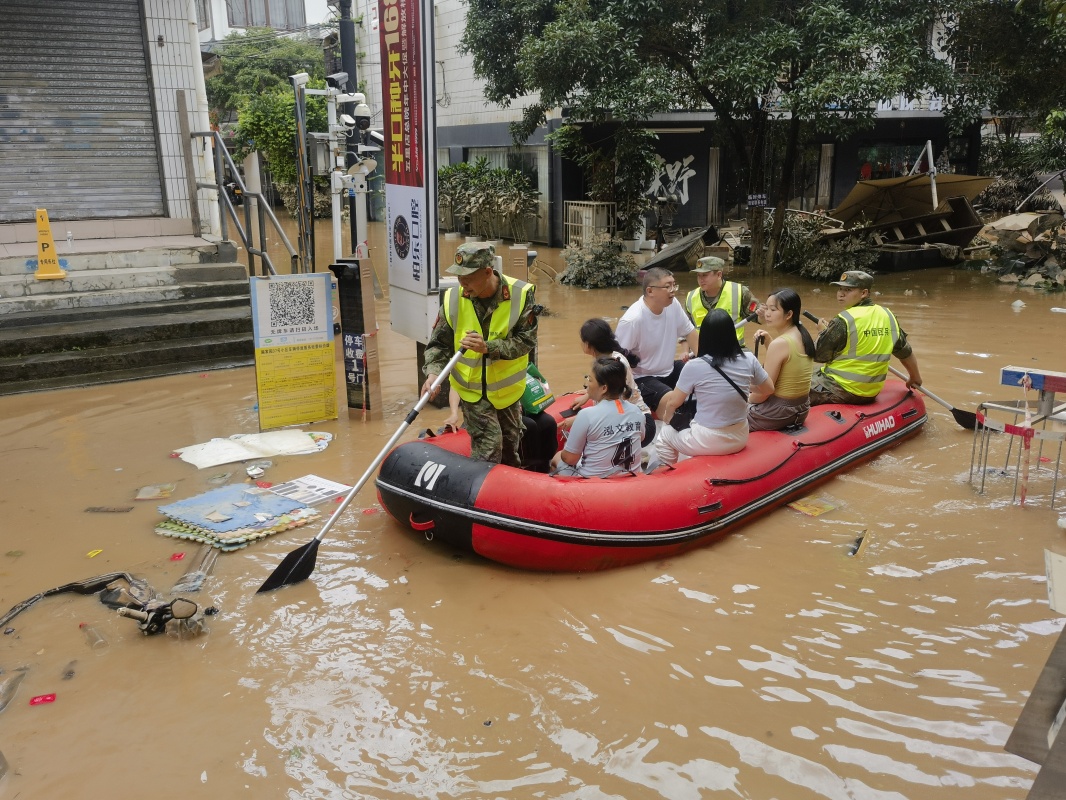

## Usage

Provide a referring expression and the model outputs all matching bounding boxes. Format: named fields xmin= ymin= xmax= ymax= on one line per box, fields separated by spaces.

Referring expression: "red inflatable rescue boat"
xmin=375 ymin=382 xmax=926 ymax=571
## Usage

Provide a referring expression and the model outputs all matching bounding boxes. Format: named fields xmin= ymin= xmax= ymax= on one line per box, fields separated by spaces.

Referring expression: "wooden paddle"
xmin=801 ymin=310 xmax=977 ymax=430
xmin=256 ymin=349 xmax=466 ymax=594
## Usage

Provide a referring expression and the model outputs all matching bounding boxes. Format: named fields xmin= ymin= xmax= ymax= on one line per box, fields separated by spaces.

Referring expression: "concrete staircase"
xmin=0 ymin=235 xmax=255 ymax=395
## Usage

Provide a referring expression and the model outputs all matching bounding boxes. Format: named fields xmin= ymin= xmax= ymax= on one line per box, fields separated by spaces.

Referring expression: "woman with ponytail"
xmin=567 ymin=318 xmax=655 ymax=447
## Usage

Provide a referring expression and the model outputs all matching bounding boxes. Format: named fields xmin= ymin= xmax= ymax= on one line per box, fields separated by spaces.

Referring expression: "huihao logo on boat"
xmin=863 ymin=416 xmax=896 ymax=439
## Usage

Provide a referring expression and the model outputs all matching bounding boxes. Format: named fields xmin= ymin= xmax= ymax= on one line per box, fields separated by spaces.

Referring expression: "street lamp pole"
xmin=337 ymin=0 xmax=360 ymax=248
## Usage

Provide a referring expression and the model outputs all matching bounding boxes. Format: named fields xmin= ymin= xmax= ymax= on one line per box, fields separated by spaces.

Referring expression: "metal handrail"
xmin=190 ymin=130 xmax=301 ymax=276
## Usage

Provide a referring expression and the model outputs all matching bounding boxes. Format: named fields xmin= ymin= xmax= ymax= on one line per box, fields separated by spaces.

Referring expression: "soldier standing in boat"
xmin=684 ymin=256 xmax=759 ymax=343
xmin=422 ymin=242 xmax=538 ymax=466
xmin=808 ymin=270 xmax=922 ymax=405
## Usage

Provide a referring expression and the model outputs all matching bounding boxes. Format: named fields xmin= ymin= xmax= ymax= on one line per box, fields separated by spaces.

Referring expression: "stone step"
xmin=0 ymin=243 xmax=221 ymax=277
xmin=0 ymin=294 xmax=250 ymax=330
xmin=0 ymin=304 xmax=252 ymax=358
xmin=0 ymin=262 xmax=249 ymax=300
xmin=0 ymin=354 xmax=256 ymax=397
xmin=0 ymin=278 xmax=250 ymax=316
xmin=0 ymin=331 xmax=254 ymax=385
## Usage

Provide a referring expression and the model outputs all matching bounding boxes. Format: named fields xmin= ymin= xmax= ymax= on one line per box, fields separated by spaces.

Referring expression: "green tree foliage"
xmin=551 ymin=124 xmax=658 ymax=239
xmin=206 ymin=28 xmax=326 ymax=123
xmin=232 ymin=87 xmax=328 ymax=186
xmin=946 ymin=1 xmax=1066 ymax=135
xmin=461 ymin=0 xmax=959 ymax=273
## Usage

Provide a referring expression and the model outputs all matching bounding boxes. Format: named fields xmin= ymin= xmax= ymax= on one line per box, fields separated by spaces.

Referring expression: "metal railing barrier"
xmin=190 ymin=130 xmax=300 ymax=276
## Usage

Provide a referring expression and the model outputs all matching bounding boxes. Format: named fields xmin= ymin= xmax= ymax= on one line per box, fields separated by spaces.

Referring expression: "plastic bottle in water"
xmin=79 ymin=622 xmax=108 ymax=652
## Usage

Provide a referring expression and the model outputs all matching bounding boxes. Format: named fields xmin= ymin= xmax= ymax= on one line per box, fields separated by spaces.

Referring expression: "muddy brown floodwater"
xmin=1 ymin=216 xmax=1065 ymax=799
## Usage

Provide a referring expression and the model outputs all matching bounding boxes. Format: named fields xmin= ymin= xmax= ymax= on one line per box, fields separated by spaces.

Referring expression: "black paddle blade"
xmin=256 ymin=539 xmax=321 ymax=593
xmin=953 ymin=408 xmax=978 ymax=431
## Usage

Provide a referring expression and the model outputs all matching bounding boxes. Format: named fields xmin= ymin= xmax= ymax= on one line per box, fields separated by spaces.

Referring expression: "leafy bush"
xmin=437 ymin=160 xmax=539 ymax=239
xmin=772 ymin=212 xmax=877 ymax=281
xmin=559 ymin=234 xmax=639 ymax=289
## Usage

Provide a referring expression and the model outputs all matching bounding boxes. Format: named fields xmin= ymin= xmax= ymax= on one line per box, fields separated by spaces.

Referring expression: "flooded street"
xmin=1 ymin=216 xmax=1065 ymax=799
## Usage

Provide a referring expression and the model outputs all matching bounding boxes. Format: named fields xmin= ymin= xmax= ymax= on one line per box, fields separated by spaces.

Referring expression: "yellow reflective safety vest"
xmin=444 ymin=275 xmax=533 ymax=409
xmin=822 ymin=304 xmax=899 ymax=397
xmin=686 ymin=281 xmax=743 ymax=341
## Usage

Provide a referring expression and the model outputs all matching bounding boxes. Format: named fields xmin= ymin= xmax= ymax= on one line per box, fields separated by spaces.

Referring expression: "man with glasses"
xmin=615 ymin=266 xmax=699 ymax=415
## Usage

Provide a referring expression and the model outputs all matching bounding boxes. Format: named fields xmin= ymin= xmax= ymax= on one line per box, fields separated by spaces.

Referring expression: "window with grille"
xmin=226 ymin=0 xmax=307 ymax=30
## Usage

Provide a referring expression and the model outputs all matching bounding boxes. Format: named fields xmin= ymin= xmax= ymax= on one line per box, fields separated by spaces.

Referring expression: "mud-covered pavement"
xmin=1 ymin=225 xmax=1065 ymax=798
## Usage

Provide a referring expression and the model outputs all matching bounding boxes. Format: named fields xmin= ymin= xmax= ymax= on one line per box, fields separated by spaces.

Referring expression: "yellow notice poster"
xmin=250 ymin=274 xmax=338 ymax=430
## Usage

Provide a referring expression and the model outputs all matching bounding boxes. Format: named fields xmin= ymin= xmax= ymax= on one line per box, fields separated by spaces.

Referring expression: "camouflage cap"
xmin=447 ymin=242 xmax=496 ymax=275
xmin=829 ymin=270 xmax=874 ymax=289
xmin=693 ymin=256 xmax=726 ymax=273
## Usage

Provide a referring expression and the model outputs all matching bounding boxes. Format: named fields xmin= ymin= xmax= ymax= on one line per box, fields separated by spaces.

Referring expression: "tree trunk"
xmin=764 ymin=114 xmax=803 ymax=271
xmin=748 ymin=111 xmax=770 ymax=274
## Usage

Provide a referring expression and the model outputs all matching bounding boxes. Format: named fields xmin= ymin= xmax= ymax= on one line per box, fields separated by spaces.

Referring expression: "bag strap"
xmin=702 ymin=356 xmax=748 ymax=401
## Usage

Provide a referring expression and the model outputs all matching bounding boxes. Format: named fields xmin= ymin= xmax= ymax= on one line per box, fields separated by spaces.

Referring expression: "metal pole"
xmin=291 ymin=74 xmax=314 ymax=273
xmin=339 ymin=0 xmax=359 ymax=251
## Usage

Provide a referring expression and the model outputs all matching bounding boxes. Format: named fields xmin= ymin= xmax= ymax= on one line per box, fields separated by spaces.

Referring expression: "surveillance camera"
xmin=340 ymin=113 xmax=357 ymax=128
xmin=290 ymin=72 xmax=310 ymax=87
xmin=326 ymin=71 xmax=349 ymax=90
xmin=354 ymin=101 xmax=371 ymax=131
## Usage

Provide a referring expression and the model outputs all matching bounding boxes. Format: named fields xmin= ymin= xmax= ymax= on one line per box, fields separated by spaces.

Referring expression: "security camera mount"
xmin=303 ymin=84 xmax=376 ymax=262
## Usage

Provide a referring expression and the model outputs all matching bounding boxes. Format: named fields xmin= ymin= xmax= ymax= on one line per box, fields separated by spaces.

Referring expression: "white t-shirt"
xmin=610 ymin=351 xmax=650 ymax=414
xmin=615 ymin=297 xmax=695 ymax=379
xmin=563 ymin=398 xmax=645 ymax=477
xmin=677 ymin=353 xmax=769 ymax=428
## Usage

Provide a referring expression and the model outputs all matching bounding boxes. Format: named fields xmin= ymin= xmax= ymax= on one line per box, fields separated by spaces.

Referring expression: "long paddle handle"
xmin=310 ymin=348 xmax=465 ymax=545
xmin=886 ymin=364 xmax=954 ymax=412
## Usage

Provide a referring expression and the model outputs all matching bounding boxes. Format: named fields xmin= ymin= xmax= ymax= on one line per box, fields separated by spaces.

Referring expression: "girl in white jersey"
xmin=551 ymin=357 xmax=645 ymax=478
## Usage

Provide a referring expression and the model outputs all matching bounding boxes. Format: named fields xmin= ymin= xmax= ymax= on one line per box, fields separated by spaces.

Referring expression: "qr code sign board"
xmin=250 ymin=274 xmax=333 ymax=347
xmin=268 ymin=279 xmax=318 ymax=331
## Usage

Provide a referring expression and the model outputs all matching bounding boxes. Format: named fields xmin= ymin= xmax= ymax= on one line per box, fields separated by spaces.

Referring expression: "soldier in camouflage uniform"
xmin=422 ymin=243 xmax=538 ymax=466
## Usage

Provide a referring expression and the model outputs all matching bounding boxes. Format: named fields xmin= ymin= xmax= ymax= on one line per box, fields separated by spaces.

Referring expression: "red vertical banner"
xmin=378 ymin=0 xmax=436 ymax=305
xmin=379 ymin=0 xmax=423 ymax=188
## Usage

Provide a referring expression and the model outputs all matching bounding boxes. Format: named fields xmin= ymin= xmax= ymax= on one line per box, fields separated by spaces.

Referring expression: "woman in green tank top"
xmin=748 ymin=288 xmax=815 ymax=431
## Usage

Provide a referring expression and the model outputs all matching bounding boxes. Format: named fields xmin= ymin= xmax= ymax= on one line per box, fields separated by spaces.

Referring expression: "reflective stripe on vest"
xmin=443 ymin=275 xmax=532 ymax=408
xmin=822 ymin=305 xmax=899 ymax=397
xmin=686 ymin=281 xmax=743 ymax=340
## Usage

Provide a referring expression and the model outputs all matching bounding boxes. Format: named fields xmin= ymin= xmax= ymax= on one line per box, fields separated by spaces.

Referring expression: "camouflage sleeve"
xmin=486 ymin=289 xmax=538 ymax=361
xmin=892 ymin=325 xmax=913 ymax=360
xmin=422 ymin=310 xmax=456 ymax=377
xmin=813 ymin=317 xmax=848 ymax=364
xmin=741 ymin=286 xmax=757 ymax=315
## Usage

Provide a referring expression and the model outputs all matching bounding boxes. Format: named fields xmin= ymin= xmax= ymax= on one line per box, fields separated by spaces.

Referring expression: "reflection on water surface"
xmin=1 ymin=219 xmax=1063 ymax=798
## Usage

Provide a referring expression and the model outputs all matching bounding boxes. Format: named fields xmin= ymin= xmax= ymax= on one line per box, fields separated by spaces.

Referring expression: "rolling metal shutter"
xmin=0 ymin=0 xmax=165 ymax=222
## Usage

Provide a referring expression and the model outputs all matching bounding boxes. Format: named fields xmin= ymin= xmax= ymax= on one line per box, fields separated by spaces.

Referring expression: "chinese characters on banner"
xmin=378 ymin=0 xmax=434 ymax=297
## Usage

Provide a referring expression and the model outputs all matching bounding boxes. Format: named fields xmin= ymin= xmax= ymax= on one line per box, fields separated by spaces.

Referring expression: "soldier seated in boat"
xmin=551 ymin=357 xmax=645 ymax=478
xmin=808 ymin=271 xmax=922 ymax=406
xmin=684 ymin=256 xmax=759 ymax=344
xmin=615 ymin=266 xmax=700 ymax=415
